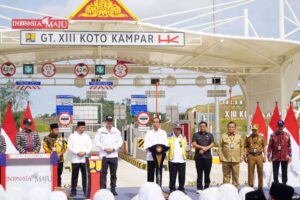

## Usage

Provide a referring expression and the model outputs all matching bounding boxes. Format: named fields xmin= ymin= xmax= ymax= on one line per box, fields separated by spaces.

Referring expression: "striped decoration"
xmin=89 ymin=85 xmax=113 ymax=90
xmin=15 ymin=85 xmax=41 ymax=90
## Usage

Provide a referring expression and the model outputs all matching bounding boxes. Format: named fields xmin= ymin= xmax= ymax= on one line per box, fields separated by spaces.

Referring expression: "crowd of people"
xmin=0 ymin=114 xmax=298 ymax=199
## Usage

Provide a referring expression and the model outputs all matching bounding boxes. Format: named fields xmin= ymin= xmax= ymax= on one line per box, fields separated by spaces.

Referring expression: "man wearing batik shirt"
xmin=268 ymin=120 xmax=292 ymax=185
xmin=43 ymin=123 xmax=68 ymax=187
xmin=16 ymin=118 xmax=41 ymax=154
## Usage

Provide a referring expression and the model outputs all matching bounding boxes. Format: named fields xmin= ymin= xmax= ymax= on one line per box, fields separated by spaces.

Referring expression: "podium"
xmin=148 ymin=144 xmax=169 ymax=187
xmin=86 ymin=155 xmax=102 ymax=199
xmin=0 ymin=153 xmax=58 ymax=193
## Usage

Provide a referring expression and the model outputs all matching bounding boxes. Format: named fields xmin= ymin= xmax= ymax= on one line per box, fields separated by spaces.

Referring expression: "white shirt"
xmin=144 ymin=128 xmax=168 ymax=161
xmin=68 ymin=131 xmax=92 ymax=163
xmin=95 ymin=126 xmax=123 ymax=159
xmin=171 ymin=134 xmax=185 ymax=163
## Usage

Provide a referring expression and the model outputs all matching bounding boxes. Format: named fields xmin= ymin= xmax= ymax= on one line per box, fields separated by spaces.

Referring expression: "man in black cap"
xmin=16 ymin=118 xmax=41 ymax=153
xmin=246 ymin=190 xmax=266 ymax=200
xmin=269 ymin=182 xmax=294 ymax=200
xmin=68 ymin=121 xmax=92 ymax=197
xmin=95 ymin=115 xmax=123 ymax=196
xmin=43 ymin=123 xmax=68 ymax=187
xmin=268 ymin=120 xmax=292 ymax=185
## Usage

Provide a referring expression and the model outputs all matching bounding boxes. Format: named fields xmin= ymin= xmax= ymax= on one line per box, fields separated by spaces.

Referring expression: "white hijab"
xmin=200 ymin=187 xmax=221 ymax=200
xmin=50 ymin=191 xmax=68 ymax=200
xmin=132 ymin=182 xmax=164 ymax=200
xmin=239 ymin=186 xmax=255 ymax=200
xmin=25 ymin=188 xmax=51 ymax=200
xmin=169 ymin=191 xmax=192 ymax=200
xmin=6 ymin=187 xmax=23 ymax=200
xmin=93 ymin=189 xmax=115 ymax=200
xmin=0 ymin=185 xmax=7 ymax=200
xmin=219 ymin=184 xmax=240 ymax=200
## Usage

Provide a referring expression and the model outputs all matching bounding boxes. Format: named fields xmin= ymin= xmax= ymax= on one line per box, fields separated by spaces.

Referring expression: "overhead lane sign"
xmin=20 ymin=31 xmax=185 ymax=46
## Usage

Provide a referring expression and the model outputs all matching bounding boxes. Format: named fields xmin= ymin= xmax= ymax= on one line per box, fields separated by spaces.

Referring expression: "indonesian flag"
xmin=20 ymin=102 xmax=36 ymax=131
xmin=1 ymin=102 xmax=19 ymax=154
xmin=268 ymin=102 xmax=281 ymax=142
xmin=264 ymin=102 xmax=281 ymax=187
xmin=252 ymin=102 xmax=267 ymax=139
xmin=284 ymin=103 xmax=300 ymax=175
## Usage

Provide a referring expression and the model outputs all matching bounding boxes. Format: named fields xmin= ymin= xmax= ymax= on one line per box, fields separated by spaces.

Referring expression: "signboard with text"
xmin=12 ymin=17 xmax=68 ymax=29
xmin=21 ymin=31 xmax=185 ymax=46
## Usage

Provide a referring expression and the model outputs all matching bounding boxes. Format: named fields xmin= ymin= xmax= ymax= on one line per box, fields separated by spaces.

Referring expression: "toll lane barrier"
xmin=119 ymin=152 xmax=147 ymax=170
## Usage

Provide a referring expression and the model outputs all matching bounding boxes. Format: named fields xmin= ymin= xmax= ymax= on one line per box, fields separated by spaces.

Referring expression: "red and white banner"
xmin=12 ymin=17 xmax=68 ymax=29
xmin=2 ymin=102 xmax=18 ymax=154
xmin=284 ymin=103 xmax=300 ymax=175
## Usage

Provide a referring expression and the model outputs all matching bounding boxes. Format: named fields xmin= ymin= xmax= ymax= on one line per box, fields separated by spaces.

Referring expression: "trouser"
xmin=168 ymin=162 xmax=186 ymax=191
xmin=248 ymin=154 xmax=263 ymax=190
xmin=273 ymin=161 xmax=288 ymax=184
xmin=58 ymin=162 xmax=64 ymax=187
xmin=100 ymin=157 xmax=118 ymax=189
xmin=147 ymin=161 xmax=155 ymax=182
xmin=195 ymin=157 xmax=212 ymax=189
xmin=71 ymin=163 xmax=87 ymax=193
xmin=222 ymin=161 xmax=240 ymax=187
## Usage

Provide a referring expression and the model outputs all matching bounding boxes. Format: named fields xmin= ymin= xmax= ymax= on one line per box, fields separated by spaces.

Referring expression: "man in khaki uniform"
xmin=244 ymin=124 xmax=266 ymax=191
xmin=219 ymin=121 xmax=244 ymax=187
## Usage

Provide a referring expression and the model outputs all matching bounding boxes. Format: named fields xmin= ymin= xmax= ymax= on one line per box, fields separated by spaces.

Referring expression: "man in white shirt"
xmin=167 ymin=122 xmax=187 ymax=194
xmin=95 ymin=115 xmax=123 ymax=196
xmin=144 ymin=117 xmax=168 ymax=183
xmin=68 ymin=121 xmax=92 ymax=197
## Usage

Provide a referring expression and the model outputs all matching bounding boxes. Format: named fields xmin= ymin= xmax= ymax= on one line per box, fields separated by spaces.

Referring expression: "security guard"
xmin=244 ymin=124 xmax=266 ymax=191
xmin=43 ymin=123 xmax=68 ymax=187
xmin=167 ymin=121 xmax=187 ymax=194
xmin=16 ymin=118 xmax=41 ymax=154
xmin=219 ymin=121 xmax=244 ymax=188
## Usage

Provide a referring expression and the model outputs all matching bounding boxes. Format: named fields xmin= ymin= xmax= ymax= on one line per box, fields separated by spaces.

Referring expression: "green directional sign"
xmin=23 ymin=64 xmax=34 ymax=75
xmin=95 ymin=64 xmax=105 ymax=75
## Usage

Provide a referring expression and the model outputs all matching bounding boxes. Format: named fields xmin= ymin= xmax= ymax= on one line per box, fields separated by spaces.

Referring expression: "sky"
xmin=1 ymin=0 xmax=300 ymax=116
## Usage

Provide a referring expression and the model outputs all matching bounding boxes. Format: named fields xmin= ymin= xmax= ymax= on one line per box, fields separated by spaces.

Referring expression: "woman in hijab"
xmin=219 ymin=184 xmax=240 ymax=200
xmin=131 ymin=182 xmax=164 ymax=200
xmin=168 ymin=191 xmax=192 ymax=200
xmin=199 ymin=187 xmax=221 ymax=200
xmin=239 ymin=186 xmax=255 ymax=200
xmin=93 ymin=189 xmax=115 ymax=200
xmin=50 ymin=191 xmax=68 ymax=200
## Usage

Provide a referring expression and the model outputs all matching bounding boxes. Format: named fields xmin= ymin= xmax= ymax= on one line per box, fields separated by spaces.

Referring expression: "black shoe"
xmin=70 ymin=190 xmax=77 ymax=197
xmin=111 ymin=189 xmax=118 ymax=196
xmin=204 ymin=185 xmax=210 ymax=189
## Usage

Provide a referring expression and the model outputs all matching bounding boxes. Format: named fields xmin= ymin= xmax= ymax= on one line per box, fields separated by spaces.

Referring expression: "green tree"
xmin=0 ymin=81 xmax=29 ymax=124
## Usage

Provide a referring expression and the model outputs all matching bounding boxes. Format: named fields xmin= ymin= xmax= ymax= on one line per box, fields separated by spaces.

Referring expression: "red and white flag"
xmin=1 ymin=102 xmax=19 ymax=154
xmin=20 ymin=102 xmax=36 ymax=131
xmin=252 ymin=102 xmax=267 ymax=139
xmin=268 ymin=102 xmax=281 ymax=142
xmin=284 ymin=103 xmax=300 ymax=175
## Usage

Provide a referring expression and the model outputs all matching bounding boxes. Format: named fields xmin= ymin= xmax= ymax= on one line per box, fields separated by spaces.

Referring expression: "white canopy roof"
xmin=1 ymin=21 xmax=299 ymax=76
